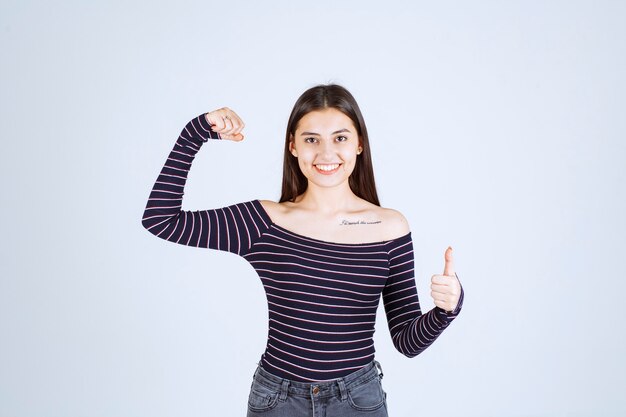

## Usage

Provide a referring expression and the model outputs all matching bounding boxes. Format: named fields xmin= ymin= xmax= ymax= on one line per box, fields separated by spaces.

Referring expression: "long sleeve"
xmin=141 ymin=113 xmax=269 ymax=256
xmin=382 ymin=234 xmax=464 ymax=357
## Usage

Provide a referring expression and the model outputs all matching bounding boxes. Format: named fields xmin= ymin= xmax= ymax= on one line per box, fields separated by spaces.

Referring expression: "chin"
xmin=307 ymin=177 xmax=351 ymax=189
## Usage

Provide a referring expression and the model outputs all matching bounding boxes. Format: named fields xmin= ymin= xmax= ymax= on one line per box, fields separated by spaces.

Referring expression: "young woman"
xmin=141 ymin=84 xmax=464 ymax=416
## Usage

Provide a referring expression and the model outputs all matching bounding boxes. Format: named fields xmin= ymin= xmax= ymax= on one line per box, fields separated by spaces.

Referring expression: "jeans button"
xmin=312 ymin=386 xmax=319 ymax=395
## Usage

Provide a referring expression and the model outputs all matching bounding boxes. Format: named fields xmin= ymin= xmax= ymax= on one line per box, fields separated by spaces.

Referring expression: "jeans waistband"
xmin=252 ymin=359 xmax=384 ymax=399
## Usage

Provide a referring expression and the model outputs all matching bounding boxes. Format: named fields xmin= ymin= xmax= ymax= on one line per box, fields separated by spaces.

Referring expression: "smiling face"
xmin=289 ymin=108 xmax=363 ymax=190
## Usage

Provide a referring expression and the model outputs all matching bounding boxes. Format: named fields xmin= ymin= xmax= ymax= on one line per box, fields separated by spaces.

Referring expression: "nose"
xmin=319 ymin=140 xmax=335 ymax=158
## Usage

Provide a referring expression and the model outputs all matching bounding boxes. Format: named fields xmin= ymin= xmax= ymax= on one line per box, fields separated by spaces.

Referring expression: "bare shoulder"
xmin=259 ymin=199 xmax=297 ymax=222
xmin=258 ymin=199 xmax=284 ymax=220
xmin=258 ymin=199 xmax=279 ymax=210
xmin=377 ymin=206 xmax=411 ymax=240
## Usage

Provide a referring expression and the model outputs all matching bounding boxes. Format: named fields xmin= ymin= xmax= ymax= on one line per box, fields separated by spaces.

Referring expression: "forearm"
xmin=391 ymin=284 xmax=464 ymax=358
xmin=141 ymin=113 xmax=220 ymax=243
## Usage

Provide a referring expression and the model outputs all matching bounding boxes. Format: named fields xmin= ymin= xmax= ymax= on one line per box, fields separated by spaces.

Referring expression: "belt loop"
xmin=374 ymin=360 xmax=384 ymax=380
xmin=337 ymin=378 xmax=347 ymax=401
xmin=279 ymin=379 xmax=289 ymax=401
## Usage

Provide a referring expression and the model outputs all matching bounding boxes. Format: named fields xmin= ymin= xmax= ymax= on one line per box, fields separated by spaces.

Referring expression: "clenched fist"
xmin=430 ymin=246 xmax=462 ymax=313
xmin=205 ymin=107 xmax=245 ymax=141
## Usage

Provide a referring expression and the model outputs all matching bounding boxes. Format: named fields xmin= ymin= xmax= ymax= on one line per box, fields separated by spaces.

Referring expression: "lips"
xmin=314 ymin=163 xmax=341 ymax=175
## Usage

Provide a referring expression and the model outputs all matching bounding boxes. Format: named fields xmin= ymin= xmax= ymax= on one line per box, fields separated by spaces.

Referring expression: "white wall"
xmin=1 ymin=0 xmax=624 ymax=416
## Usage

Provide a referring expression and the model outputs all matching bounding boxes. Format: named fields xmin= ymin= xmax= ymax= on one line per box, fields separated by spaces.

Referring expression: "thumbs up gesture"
xmin=430 ymin=246 xmax=462 ymax=313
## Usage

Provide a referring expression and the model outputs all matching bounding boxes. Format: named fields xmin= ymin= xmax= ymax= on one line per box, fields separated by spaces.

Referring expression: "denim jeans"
xmin=246 ymin=359 xmax=389 ymax=417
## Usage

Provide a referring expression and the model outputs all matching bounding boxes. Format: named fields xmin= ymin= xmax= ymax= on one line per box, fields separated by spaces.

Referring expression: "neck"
xmin=295 ymin=182 xmax=359 ymax=215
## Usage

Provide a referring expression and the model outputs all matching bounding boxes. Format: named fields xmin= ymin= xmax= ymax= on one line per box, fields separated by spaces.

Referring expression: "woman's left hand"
xmin=430 ymin=247 xmax=462 ymax=313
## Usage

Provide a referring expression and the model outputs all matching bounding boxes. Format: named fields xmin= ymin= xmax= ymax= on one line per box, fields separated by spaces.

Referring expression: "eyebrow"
xmin=300 ymin=128 xmax=351 ymax=136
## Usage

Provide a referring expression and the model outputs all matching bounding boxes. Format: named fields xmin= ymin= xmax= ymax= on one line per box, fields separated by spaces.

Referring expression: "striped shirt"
xmin=141 ymin=113 xmax=464 ymax=382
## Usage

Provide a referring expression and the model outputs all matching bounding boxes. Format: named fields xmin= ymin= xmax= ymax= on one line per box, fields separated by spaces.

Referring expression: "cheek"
xmin=297 ymin=153 xmax=311 ymax=165
xmin=345 ymin=152 xmax=360 ymax=172
xmin=342 ymin=150 xmax=358 ymax=164
xmin=297 ymin=157 xmax=312 ymax=174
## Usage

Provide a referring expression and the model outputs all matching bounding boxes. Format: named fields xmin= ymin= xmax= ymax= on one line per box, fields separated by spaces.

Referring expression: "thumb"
xmin=443 ymin=246 xmax=455 ymax=277
xmin=229 ymin=132 xmax=245 ymax=141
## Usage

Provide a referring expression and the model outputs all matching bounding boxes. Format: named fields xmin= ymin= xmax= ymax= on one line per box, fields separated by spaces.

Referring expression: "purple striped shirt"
xmin=142 ymin=114 xmax=464 ymax=382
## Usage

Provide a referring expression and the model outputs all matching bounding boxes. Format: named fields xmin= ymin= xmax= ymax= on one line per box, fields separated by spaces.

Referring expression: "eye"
xmin=335 ymin=135 xmax=348 ymax=142
xmin=304 ymin=137 xmax=318 ymax=143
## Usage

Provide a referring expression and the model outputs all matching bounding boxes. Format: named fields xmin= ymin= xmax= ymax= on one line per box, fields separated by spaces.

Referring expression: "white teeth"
xmin=316 ymin=164 xmax=340 ymax=171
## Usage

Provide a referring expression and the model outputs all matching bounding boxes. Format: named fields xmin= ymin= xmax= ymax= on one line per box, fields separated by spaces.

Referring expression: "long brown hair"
xmin=279 ymin=84 xmax=380 ymax=206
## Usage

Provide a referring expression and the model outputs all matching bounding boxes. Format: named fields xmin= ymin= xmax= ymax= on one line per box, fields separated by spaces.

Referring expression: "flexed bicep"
xmin=141 ymin=112 xmax=265 ymax=256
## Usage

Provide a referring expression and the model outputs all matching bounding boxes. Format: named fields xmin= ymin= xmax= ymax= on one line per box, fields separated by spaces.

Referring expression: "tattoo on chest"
xmin=340 ymin=219 xmax=382 ymax=226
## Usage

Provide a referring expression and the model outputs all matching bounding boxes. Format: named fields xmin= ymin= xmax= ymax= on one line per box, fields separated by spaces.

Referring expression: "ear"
xmin=357 ymin=137 xmax=364 ymax=155
xmin=288 ymin=136 xmax=297 ymax=157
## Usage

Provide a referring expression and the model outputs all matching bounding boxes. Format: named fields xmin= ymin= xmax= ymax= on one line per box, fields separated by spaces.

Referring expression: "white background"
xmin=1 ymin=1 xmax=625 ymax=416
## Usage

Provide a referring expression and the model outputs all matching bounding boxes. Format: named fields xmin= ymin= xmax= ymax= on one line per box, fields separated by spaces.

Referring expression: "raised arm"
xmin=140 ymin=109 xmax=269 ymax=256
xmin=382 ymin=235 xmax=464 ymax=357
